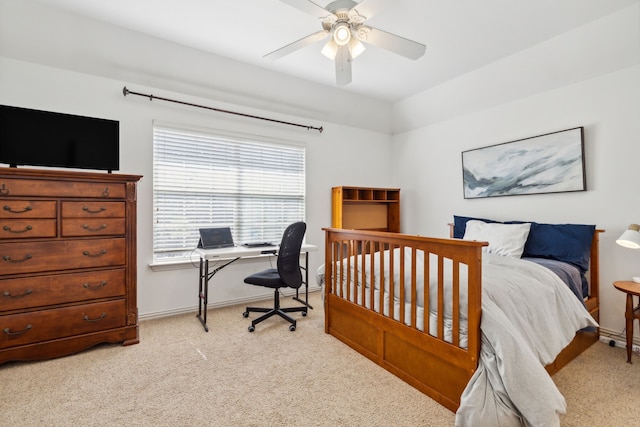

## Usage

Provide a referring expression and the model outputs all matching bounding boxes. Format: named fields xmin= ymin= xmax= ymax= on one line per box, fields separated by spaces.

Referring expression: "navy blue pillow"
xmin=452 ymin=215 xmax=595 ymax=274
xmin=522 ymin=223 xmax=595 ymax=274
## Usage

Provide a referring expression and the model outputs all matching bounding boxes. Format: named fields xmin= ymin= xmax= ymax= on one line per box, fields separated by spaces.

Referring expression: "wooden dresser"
xmin=0 ymin=168 xmax=142 ymax=364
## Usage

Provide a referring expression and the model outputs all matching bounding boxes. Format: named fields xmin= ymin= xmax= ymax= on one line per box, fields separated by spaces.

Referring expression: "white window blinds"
xmin=153 ymin=124 xmax=306 ymax=261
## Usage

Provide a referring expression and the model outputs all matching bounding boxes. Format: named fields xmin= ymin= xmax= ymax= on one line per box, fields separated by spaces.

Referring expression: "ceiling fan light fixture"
xmin=348 ymin=38 xmax=365 ymax=59
xmin=333 ymin=22 xmax=351 ymax=46
xmin=321 ymin=39 xmax=339 ymax=60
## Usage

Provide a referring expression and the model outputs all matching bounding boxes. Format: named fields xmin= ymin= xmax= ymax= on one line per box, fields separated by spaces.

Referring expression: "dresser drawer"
xmin=0 ymin=201 xmax=56 ymax=218
xmin=62 ymin=219 xmax=125 ymax=237
xmin=0 ymin=238 xmax=125 ymax=275
xmin=62 ymin=201 xmax=125 ymax=218
xmin=0 ymin=299 xmax=126 ymax=349
xmin=0 ymin=219 xmax=57 ymax=239
xmin=1 ymin=269 xmax=126 ymax=312
xmin=0 ymin=178 xmax=125 ymax=199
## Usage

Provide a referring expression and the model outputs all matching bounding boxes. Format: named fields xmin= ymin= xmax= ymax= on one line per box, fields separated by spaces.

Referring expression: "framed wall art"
xmin=462 ymin=127 xmax=586 ymax=199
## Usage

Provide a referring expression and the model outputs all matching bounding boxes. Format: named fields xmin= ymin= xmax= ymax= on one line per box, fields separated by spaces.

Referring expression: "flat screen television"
xmin=0 ymin=105 xmax=119 ymax=172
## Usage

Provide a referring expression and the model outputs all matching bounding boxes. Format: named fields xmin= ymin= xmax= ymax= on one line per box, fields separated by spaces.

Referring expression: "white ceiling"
xmin=26 ymin=0 xmax=640 ymax=102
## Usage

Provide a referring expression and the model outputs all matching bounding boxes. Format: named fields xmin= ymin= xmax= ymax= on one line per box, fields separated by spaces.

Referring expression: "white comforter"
xmin=319 ymin=251 xmax=598 ymax=426
xmin=455 ymin=253 xmax=597 ymax=427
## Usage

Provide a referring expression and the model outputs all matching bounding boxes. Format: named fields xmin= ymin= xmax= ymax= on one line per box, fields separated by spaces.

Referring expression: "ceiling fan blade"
xmin=358 ymin=26 xmax=426 ymax=60
xmin=276 ymin=0 xmax=333 ymax=18
xmin=335 ymin=45 xmax=352 ymax=86
xmin=349 ymin=0 xmax=390 ymax=20
xmin=264 ymin=30 xmax=329 ymax=60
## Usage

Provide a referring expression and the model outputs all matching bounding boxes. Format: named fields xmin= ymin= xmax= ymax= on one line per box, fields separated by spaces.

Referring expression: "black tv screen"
xmin=0 ymin=105 xmax=119 ymax=172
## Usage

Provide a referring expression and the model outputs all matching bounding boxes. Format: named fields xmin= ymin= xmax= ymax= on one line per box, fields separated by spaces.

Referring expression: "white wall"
xmin=391 ymin=4 xmax=640 ymax=338
xmin=0 ymin=57 xmax=393 ymax=318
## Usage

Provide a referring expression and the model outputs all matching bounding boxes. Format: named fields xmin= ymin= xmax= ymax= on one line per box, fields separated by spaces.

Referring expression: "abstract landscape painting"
xmin=462 ymin=127 xmax=585 ymax=199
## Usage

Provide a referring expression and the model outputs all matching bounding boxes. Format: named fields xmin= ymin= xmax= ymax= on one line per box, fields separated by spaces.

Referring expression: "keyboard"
xmin=242 ymin=242 xmax=274 ymax=248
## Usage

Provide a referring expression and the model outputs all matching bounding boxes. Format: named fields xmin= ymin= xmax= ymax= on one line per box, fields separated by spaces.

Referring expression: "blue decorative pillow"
xmin=522 ymin=223 xmax=595 ymax=274
xmin=453 ymin=215 xmax=595 ymax=273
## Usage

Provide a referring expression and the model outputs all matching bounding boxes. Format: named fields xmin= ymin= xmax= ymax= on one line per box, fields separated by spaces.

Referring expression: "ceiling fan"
xmin=265 ymin=0 xmax=426 ymax=86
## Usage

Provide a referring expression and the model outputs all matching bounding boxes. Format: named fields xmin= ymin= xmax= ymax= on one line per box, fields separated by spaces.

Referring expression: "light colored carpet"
xmin=0 ymin=291 xmax=637 ymax=426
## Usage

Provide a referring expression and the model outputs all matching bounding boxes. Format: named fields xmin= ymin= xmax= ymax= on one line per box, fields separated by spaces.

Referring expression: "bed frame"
xmin=322 ymin=226 xmax=601 ymax=412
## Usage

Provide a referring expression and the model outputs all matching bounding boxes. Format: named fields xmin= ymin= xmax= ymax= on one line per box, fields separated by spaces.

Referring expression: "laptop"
xmin=197 ymin=227 xmax=235 ymax=249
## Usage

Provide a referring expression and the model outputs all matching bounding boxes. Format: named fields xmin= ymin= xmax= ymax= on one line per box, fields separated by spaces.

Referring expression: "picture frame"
xmin=462 ymin=127 xmax=586 ymax=199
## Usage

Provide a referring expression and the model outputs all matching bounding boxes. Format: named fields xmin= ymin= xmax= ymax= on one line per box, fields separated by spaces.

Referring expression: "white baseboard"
xmin=139 ymin=285 xmax=321 ymax=321
xmin=598 ymin=327 xmax=640 ymax=353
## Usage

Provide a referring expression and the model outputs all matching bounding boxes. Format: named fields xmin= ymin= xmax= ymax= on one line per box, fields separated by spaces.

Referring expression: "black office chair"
xmin=242 ymin=222 xmax=308 ymax=332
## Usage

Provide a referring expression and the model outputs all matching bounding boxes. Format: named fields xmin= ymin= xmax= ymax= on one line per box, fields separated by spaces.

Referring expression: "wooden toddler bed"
xmin=322 ymin=219 xmax=601 ymax=425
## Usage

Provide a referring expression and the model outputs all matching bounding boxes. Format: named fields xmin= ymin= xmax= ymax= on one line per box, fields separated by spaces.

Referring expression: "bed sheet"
xmin=524 ymin=257 xmax=585 ymax=300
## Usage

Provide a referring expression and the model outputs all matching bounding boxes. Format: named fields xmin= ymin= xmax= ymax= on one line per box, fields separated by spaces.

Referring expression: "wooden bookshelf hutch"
xmin=331 ymin=186 xmax=400 ymax=232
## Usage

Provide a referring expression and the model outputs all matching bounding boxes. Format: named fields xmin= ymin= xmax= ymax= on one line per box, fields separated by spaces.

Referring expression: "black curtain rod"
xmin=122 ymin=86 xmax=323 ymax=133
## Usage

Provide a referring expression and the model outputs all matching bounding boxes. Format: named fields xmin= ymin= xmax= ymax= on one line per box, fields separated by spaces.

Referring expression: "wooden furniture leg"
xmin=614 ymin=281 xmax=640 ymax=364
xmin=625 ymin=294 xmax=634 ymax=363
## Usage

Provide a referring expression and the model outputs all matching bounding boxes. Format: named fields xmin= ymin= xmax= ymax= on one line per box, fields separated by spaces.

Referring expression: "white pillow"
xmin=462 ymin=220 xmax=531 ymax=258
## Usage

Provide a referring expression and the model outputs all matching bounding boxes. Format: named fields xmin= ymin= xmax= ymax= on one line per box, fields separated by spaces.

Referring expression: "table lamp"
xmin=616 ymin=224 xmax=640 ymax=282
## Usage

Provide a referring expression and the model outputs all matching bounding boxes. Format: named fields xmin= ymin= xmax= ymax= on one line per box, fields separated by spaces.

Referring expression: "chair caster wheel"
xmin=248 ymin=325 xmax=255 ymax=332
xmin=243 ymin=311 xmax=249 ymax=318
xmin=289 ymin=325 xmax=296 ymax=331
xmin=302 ymin=311 xmax=307 ymax=317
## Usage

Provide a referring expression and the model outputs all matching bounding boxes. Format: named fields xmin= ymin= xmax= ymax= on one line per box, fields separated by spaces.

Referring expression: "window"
xmin=153 ymin=123 xmax=305 ymax=262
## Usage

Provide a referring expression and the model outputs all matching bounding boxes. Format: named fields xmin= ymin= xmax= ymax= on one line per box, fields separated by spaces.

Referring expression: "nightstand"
xmin=613 ymin=280 xmax=640 ymax=363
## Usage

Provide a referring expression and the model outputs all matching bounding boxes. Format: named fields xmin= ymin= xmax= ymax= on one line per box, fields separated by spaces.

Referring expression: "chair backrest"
xmin=277 ymin=222 xmax=306 ymax=289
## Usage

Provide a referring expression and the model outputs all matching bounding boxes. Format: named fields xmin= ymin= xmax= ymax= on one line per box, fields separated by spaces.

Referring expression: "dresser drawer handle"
xmin=82 ymin=206 xmax=106 ymax=214
xmin=3 ymin=225 xmax=33 ymax=233
xmin=0 ymin=184 xmax=8 ymax=196
xmin=2 ymin=254 xmax=33 ymax=263
xmin=3 ymin=324 xmax=32 ymax=336
xmin=3 ymin=289 xmax=33 ymax=299
xmin=3 ymin=205 xmax=32 ymax=214
xmin=82 ymin=224 xmax=107 ymax=232
xmin=83 ymin=313 xmax=107 ymax=322
xmin=83 ymin=281 xmax=107 ymax=289
xmin=82 ymin=249 xmax=107 ymax=257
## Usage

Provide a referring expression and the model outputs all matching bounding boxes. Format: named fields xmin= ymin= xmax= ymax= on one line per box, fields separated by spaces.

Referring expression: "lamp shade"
xmin=616 ymin=224 xmax=640 ymax=249
xmin=348 ymin=38 xmax=365 ymax=59
xmin=333 ymin=22 xmax=351 ymax=46
xmin=321 ymin=39 xmax=338 ymax=60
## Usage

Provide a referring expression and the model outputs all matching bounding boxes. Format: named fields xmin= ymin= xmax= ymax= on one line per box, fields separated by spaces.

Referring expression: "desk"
xmin=195 ymin=244 xmax=317 ymax=332
xmin=613 ymin=280 xmax=640 ymax=363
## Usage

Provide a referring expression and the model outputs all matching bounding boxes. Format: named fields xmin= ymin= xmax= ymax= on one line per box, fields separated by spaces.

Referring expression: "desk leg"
xmin=196 ymin=257 xmax=242 ymax=332
xmin=197 ymin=258 xmax=210 ymax=332
xmin=293 ymin=251 xmax=313 ymax=310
